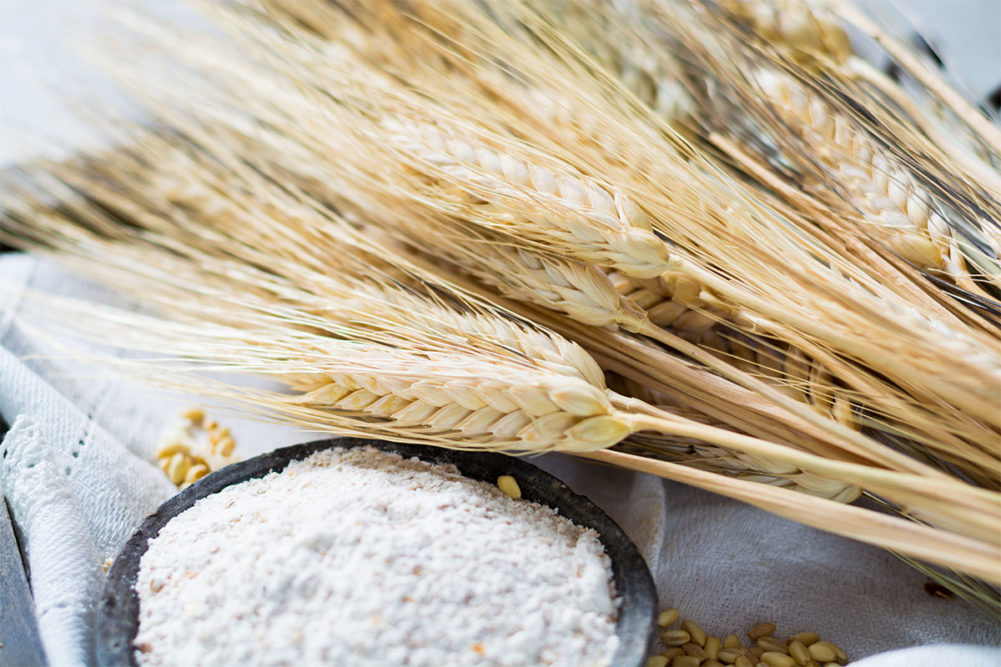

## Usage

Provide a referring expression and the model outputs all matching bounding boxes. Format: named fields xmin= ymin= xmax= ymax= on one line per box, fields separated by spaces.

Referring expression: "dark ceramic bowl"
xmin=95 ymin=438 xmax=658 ymax=666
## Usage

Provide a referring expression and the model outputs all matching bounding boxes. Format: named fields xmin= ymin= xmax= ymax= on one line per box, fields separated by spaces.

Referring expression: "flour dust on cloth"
xmin=0 ymin=253 xmax=999 ymax=666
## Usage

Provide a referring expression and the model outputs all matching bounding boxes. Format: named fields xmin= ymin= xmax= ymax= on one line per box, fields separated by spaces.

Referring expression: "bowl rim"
xmin=95 ymin=437 xmax=658 ymax=666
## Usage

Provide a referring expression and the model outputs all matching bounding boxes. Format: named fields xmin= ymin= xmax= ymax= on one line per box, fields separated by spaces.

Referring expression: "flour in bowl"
xmin=134 ymin=446 xmax=620 ymax=666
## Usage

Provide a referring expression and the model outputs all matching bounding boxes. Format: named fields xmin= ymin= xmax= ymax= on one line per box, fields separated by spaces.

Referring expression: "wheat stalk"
xmin=121 ymin=2 xmax=1001 ymax=481
xmin=583 ymin=448 xmax=1001 ymax=585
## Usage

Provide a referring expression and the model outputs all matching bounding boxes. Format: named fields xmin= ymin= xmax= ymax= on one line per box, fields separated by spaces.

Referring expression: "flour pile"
xmin=134 ymin=447 xmax=620 ymax=666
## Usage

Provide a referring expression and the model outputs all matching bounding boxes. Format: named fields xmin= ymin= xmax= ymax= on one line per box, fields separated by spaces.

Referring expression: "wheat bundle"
xmin=1 ymin=0 xmax=999 ymax=615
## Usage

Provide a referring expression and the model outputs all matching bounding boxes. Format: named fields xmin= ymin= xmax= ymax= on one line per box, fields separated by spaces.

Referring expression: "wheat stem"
xmin=582 ymin=449 xmax=1001 ymax=585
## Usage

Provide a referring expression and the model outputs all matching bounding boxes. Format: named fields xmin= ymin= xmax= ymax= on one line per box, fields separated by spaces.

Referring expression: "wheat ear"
xmin=753 ymin=68 xmax=995 ymax=294
xmin=386 ymin=120 xmax=673 ymax=279
xmin=360 ymin=175 xmax=994 ymax=483
xmin=92 ymin=4 xmax=1001 ymax=461
xmin=18 ymin=122 xmax=857 ymax=481
xmin=714 ymin=0 xmax=851 ymax=65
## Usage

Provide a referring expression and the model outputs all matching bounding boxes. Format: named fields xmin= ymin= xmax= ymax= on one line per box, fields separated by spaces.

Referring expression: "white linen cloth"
xmin=1 ymin=254 xmax=999 ymax=666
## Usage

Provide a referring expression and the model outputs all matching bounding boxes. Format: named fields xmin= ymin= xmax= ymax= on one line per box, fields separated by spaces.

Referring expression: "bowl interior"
xmin=95 ymin=438 xmax=657 ymax=666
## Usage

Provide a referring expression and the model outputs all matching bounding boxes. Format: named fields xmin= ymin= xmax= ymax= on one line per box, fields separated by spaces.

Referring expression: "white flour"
xmin=133 ymin=447 xmax=620 ymax=666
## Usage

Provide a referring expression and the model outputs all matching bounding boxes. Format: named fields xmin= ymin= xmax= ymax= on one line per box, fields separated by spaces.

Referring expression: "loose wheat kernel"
xmin=734 ymin=657 xmax=753 ymax=667
xmin=181 ymin=407 xmax=204 ymax=424
xmin=497 ymin=475 xmax=521 ymax=499
xmin=681 ymin=619 xmax=707 ymax=647
xmin=748 ymin=622 xmax=776 ymax=640
xmin=660 ymin=629 xmax=691 ymax=646
xmin=761 ymin=652 xmax=796 ymax=667
xmin=167 ymin=453 xmax=190 ymax=485
xmin=757 ymin=636 xmax=787 ymax=653
xmin=705 ymin=635 xmax=722 ymax=660
xmin=788 ymin=640 xmax=810 ymax=665
xmin=807 ymin=643 xmax=837 ymax=662
xmin=719 ymin=648 xmax=742 ymax=663
xmin=682 ymin=642 xmax=707 ymax=659
xmin=704 ymin=662 xmax=725 ymax=667
xmin=658 ymin=608 xmax=680 ymax=627
xmin=208 ymin=426 xmax=231 ymax=444
xmin=788 ymin=633 xmax=820 ymax=647
xmin=185 ymin=464 xmax=210 ymax=484
xmin=659 ymin=648 xmax=684 ymax=660
xmin=672 ymin=656 xmax=700 ymax=667
xmin=218 ymin=436 xmax=236 ymax=457
xmin=750 ymin=646 xmax=765 ymax=659
xmin=723 ymin=634 xmax=741 ymax=649
xmin=644 ymin=657 xmax=668 ymax=667
xmin=156 ymin=442 xmax=191 ymax=459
